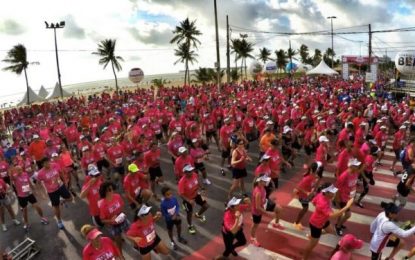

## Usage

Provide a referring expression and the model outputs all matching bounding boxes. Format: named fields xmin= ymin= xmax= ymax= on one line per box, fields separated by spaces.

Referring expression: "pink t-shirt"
xmin=98 ymin=193 xmax=124 ymax=223
xmin=331 ymin=250 xmax=351 ymax=260
xmin=297 ymin=174 xmax=317 ymax=199
xmin=309 ymin=193 xmax=332 ymax=228
xmin=251 ymin=186 xmax=266 ymax=216
xmin=190 ymin=148 xmax=205 ymax=163
xmin=336 ymin=170 xmax=358 ymax=202
xmin=82 ymin=237 xmax=120 ymax=260
xmin=36 ymin=164 xmax=62 ymax=193
xmin=12 ymin=172 xmax=32 ymax=198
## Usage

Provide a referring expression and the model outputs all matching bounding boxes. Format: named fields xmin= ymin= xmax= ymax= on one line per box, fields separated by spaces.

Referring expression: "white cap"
xmin=380 ymin=125 xmax=387 ymax=129
xmin=79 ymin=135 xmax=85 ymax=140
xmin=82 ymin=146 xmax=89 ymax=152
xmin=301 ymin=116 xmax=307 ymax=120
xmin=51 ymin=153 xmax=58 ymax=158
xmin=19 ymin=151 xmax=25 ymax=156
xmin=137 ymin=205 xmax=152 ymax=217
xmin=322 ymin=184 xmax=338 ymax=194
xmin=260 ymin=154 xmax=271 ymax=162
xmin=178 ymin=146 xmax=187 ymax=154
xmin=263 ymin=115 xmax=270 ymax=119
xmin=226 ymin=197 xmax=242 ymax=209
xmin=283 ymin=126 xmax=292 ymax=134
xmin=224 ymin=117 xmax=231 ymax=122
xmin=88 ymin=167 xmax=100 ymax=176
xmin=359 ymin=122 xmax=367 ymax=126
xmin=192 ymin=138 xmax=198 ymax=143
xmin=376 ymin=119 xmax=382 ymax=123
xmin=319 ymin=136 xmax=329 ymax=143
xmin=404 ymin=121 xmax=410 ymax=124
xmin=266 ymin=120 xmax=274 ymax=125
xmin=256 ymin=175 xmax=271 ymax=183
xmin=93 ymin=137 xmax=100 ymax=142
xmin=347 ymin=158 xmax=362 ymax=167
xmin=33 ymin=134 xmax=39 ymax=139
xmin=183 ymin=164 xmax=195 ymax=172
xmin=329 ymin=110 xmax=334 ymax=115
xmin=369 ymin=139 xmax=377 ymax=145
xmin=88 ymin=164 xmax=98 ymax=172
xmin=400 ymin=125 xmax=407 ymax=130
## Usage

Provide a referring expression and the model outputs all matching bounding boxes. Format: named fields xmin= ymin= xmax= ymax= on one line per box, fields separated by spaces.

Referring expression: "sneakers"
xmin=220 ymin=169 xmax=225 ymax=176
xmin=203 ymin=178 xmax=211 ymax=185
xmin=2 ymin=224 xmax=7 ymax=232
xmin=57 ymin=221 xmax=65 ymax=230
xmin=250 ymin=238 xmax=261 ymax=247
xmin=272 ymin=222 xmax=285 ymax=230
xmin=23 ymin=224 xmax=30 ymax=231
xmin=13 ymin=219 xmax=21 ymax=226
xmin=178 ymin=237 xmax=188 ymax=244
xmin=40 ymin=217 xmax=49 ymax=225
xmin=335 ymin=226 xmax=344 ymax=236
xmin=293 ymin=222 xmax=305 ymax=231
xmin=195 ymin=213 xmax=206 ymax=223
xmin=355 ymin=201 xmax=364 ymax=208
xmin=188 ymin=225 xmax=196 ymax=234
xmin=170 ymin=241 xmax=178 ymax=250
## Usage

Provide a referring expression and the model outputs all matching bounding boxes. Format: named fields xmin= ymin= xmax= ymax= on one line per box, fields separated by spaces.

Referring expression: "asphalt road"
xmin=0 ymin=140 xmax=306 ymax=260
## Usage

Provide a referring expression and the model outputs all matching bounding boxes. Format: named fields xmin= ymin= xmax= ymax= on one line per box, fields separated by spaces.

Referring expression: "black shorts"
xmin=195 ymin=162 xmax=205 ymax=172
xmin=162 ymin=124 xmax=168 ymax=132
xmin=370 ymin=238 xmax=400 ymax=260
xmin=232 ymin=168 xmax=247 ymax=179
xmin=155 ymin=133 xmax=163 ymax=140
xmin=309 ymin=221 xmax=330 ymax=239
xmin=338 ymin=201 xmax=351 ymax=212
xmin=298 ymin=198 xmax=310 ymax=208
xmin=252 ymin=214 xmax=262 ymax=224
xmin=97 ymin=159 xmax=110 ymax=171
xmin=252 ymin=200 xmax=275 ymax=224
xmin=221 ymin=149 xmax=231 ymax=159
xmin=48 ymin=185 xmax=71 ymax=207
xmin=165 ymin=218 xmax=182 ymax=230
xmin=246 ymin=132 xmax=257 ymax=142
xmin=18 ymin=194 xmax=37 ymax=208
xmin=394 ymin=149 xmax=401 ymax=160
xmin=112 ymin=166 xmax=125 ymax=175
xmin=149 ymin=166 xmax=163 ymax=181
xmin=206 ymin=131 xmax=217 ymax=139
xmin=136 ymin=235 xmax=161 ymax=255
xmin=182 ymin=194 xmax=206 ymax=213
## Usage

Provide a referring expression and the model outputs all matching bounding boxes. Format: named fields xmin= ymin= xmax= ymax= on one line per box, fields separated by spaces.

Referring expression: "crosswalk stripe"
xmin=266 ymin=219 xmax=409 ymax=258
xmin=322 ymin=171 xmax=397 ymax=190
xmin=238 ymin=244 xmax=293 ymax=260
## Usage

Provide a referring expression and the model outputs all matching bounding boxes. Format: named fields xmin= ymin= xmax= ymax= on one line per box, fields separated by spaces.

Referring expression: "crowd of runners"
xmin=1 ymin=77 xmax=415 ymax=259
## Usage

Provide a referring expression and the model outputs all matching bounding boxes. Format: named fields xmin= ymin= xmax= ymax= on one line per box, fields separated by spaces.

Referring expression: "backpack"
xmin=400 ymin=147 xmax=411 ymax=166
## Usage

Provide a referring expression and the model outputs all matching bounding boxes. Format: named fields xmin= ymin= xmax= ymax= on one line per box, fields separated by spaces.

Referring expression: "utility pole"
xmin=45 ymin=21 xmax=65 ymax=99
xmin=368 ymin=24 xmax=372 ymax=72
xmin=327 ymin=16 xmax=336 ymax=68
xmin=214 ymin=0 xmax=221 ymax=91
xmin=226 ymin=15 xmax=230 ymax=83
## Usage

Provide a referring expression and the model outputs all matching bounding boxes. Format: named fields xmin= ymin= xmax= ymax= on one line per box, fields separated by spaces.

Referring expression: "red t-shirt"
xmin=92 ymin=142 xmax=107 ymax=161
xmin=266 ymin=148 xmax=282 ymax=178
xmin=144 ymin=149 xmax=161 ymax=168
xmin=174 ymin=155 xmax=195 ymax=178
xmin=81 ymin=176 xmax=103 ymax=216
xmin=126 ymin=217 xmax=157 ymax=248
xmin=309 ymin=193 xmax=332 ymax=228
xmin=123 ymin=173 xmax=145 ymax=203
xmin=98 ymin=193 xmax=124 ymax=222
xmin=178 ymin=173 xmax=199 ymax=200
xmin=36 ymin=163 xmax=63 ymax=193
xmin=0 ymin=161 xmax=9 ymax=179
xmin=297 ymin=174 xmax=317 ymax=199
xmin=254 ymin=163 xmax=271 ymax=177
xmin=336 ymin=170 xmax=358 ymax=202
xmin=106 ymin=145 xmax=124 ymax=166
xmin=223 ymin=204 xmax=249 ymax=232
xmin=82 ymin=237 xmax=120 ymax=260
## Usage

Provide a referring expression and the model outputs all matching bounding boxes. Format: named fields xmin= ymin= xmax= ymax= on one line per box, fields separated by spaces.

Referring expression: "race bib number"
xmin=0 ymin=172 xmax=7 ymax=177
xmin=146 ymin=230 xmax=156 ymax=243
xmin=115 ymin=158 xmax=122 ymax=165
xmin=167 ymin=206 xmax=176 ymax=216
xmin=22 ymin=184 xmax=30 ymax=193
xmin=115 ymin=212 xmax=126 ymax=224
xmin=134 ymin=187 xmax=141 ymax=196
xmin=176 ymin=127 xmax=182 ymax=131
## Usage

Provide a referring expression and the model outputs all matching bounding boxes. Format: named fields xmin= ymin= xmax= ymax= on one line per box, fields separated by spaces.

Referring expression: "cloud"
xmin=128 ymin=26 xmax=172 ymax=46
xmin=63 ymin=15 xmax=86 ymax=39
xmin=0 ymin=19 xmax=25 ymax=35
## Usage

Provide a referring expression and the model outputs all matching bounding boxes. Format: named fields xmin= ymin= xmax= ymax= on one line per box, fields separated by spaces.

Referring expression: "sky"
xmin=0 ymin=0 xmax=414 ymax=98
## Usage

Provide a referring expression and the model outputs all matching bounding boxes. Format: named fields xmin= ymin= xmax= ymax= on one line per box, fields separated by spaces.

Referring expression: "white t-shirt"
xmin=369 ymin=212 xmax=415 ymax=253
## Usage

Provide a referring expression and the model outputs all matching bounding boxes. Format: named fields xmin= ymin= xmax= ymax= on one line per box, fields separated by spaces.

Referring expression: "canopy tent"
xmin=38 ymin=85 xmax=49 ymax=98
xmin=306 ymin=60 xmax=339 ymax=75
xmin=16 ymin=87 xmax=45 ymax=106
xmin=46 ymin=82 xmax=72 ymax=99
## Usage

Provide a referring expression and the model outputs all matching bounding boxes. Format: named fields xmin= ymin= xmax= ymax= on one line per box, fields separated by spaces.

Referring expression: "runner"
xmin=123 ymin=163 xmax=152 ymax=210
xmin=144 ymin=142 xmax=164 ymax=201
xmin=178 ymin=164 xmax=209 ymax=234
xmin=229 ymin=139 xmax=251 ymax=199
xmin=80 ymin=224 xmax=122 ymax=260
xmin=190 ymin=139 xmax=211 ymax=185
xmin=80 ymin=165 xmax=104 ymax=227
xmin=0 ymin=177 xmax=20 ymax=232
xmin=393 ymin=161 xmax=415 ymax=209
xmin=126 ymin=205 xmax=170 ymax=260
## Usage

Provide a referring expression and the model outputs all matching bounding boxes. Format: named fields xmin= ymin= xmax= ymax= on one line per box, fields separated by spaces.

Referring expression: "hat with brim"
xmin=88 ymin=168 xmax=100 ymax=176
xmin=178 ymin=146 xmax=187 ymax=154
xmin=266 ymin=120 xmax=274 ymax=125
xmin=400 ymin=125 xmax=406 ymax=129
xmin=86 ymin=228 xmax=103 ymax=241
xmin=93 ymin=137 xmax=100 ymax=142
xmin=226 ymin=197 xmax=242 ymax=209
xmin=82 ymin=146 xmax=89 ymax=152
xmin=283 ymin=126 xmax=292 ymax=134
xmin=347 ymin=158 xmax=362 ymax=167
xmin=260 ymin=154 xmax=271 ymax=162
xmin=319 ymin=136 xmax=329 ymax=143
xmin=183 ymin=164 xmax=195 ymax=173
xmin=33 ymin=134 xmax=39 ymax=139
xmin=256 ymin=175 xmax=271 ymax=183
xmin=321 ymin=184 xmax=338 ymax=194
xmin=137 ymin=205 xmax=152 ymax=217
xmin=128 ymin=163 xmax=139 ymax=173
xmin=51 ymin=153 xmax=59 ymax=158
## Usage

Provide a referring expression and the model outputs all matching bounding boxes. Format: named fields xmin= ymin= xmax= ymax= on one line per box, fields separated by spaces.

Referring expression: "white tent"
xmin=306 ymin=60 xmax=339 ymax=75
xmin=46 ymin=82 xmax=72 ymax=99
xmin=17 ymin=86 xmax=45 ymax=106
xmin=38 ymin=85 xmax=49 ymax=98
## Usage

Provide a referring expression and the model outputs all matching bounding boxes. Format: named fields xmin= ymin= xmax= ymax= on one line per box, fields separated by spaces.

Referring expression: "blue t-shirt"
xmin=160 ymin=197 xmax=180 ymax=222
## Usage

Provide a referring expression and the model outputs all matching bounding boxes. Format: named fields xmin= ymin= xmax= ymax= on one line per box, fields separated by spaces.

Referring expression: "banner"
xmin=342 ymin=56 xmax=379 ymax=64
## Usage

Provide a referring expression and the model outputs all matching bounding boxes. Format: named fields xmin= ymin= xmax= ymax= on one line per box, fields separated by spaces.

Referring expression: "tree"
xmin=231 ymin=38 xmax=242 ymax=75
xmin=151 ymin=78 xmax=167 ymax=88
xmin=170 ymin=18 xmax=202 ymax=85
xmin=230 ymin=68 xmax=239 ymax=82
xmin=298 ymin=44 xmax=310 ymax=64
xmin=312 ymin=49 xmax=322 ymax=66
xmin=92 ymin=39 xmax=124 ymax=92
xmin=174 ymin=42 xmax=198 ymax=85
xmin=2 ymin=44 xmax=39 ymax=105
xmin=287 ymin=47 xmax=297 ymax=62
xmin=193 ymin=67 xmax=210 ymax=84
xmin=324 ymin=48 xmax=336 ymax=67
xmin=257 ymin=47 xmax=272 ymax=64
xmin=238 ymin=36 xmax=254 ymax=79
xmin=275 ymin=49 xmax=287 ymax=72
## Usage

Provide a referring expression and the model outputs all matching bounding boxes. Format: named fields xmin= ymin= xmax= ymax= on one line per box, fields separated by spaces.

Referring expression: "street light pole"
xmin=327 ymin=16 xmax=336 ymax=68
xmin=214 ymin=0 xmax=221 ymax=91
xmin=45 ymin=21 xmax=65 ymax=99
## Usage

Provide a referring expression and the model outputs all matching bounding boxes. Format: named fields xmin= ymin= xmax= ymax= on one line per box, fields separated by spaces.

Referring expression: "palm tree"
xmin=92 ymin=39 xmax=124 ymax=92
xmin=170 ymin=18 xmax=202 ymax=85
xmin=275 ymin=49 xmax=287 ymax=73
xmin=2 ymin=44 xmax=39 ymax=105
xmin=257 ymin=47 xmax=272 ymax=64
xmin=174 ymin=42 xmax=198 ymax=85
xmin=324 ymin=48 xmax=336 ymax=67
xmin=287 ymin=47 xmax=297 ymax=61
xmin=151 ymin=78 xmax=167 ymax=88
xmin=298 ymin=44 xmax=310 ymax=64
xmin=238 ymin=38 xmax=254 ymax=78
xmin=193 ymin=67 xmax=210 ymax=84
xmin=230 ymin=68 xmax=239 ymax=82
xmin=312 ymin=49 xmax=322 ymax=66
xmin=231 ymin=38 xmax=242 ymax=74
